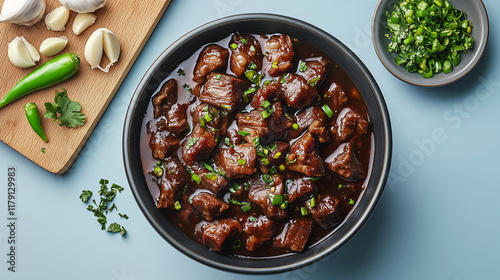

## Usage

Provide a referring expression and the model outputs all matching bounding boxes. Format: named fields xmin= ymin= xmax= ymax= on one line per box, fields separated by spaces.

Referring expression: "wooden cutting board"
xmin=0 ymin=0 xmax=171 ymax=174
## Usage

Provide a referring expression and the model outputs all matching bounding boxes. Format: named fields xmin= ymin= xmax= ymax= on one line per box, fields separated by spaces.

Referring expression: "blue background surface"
xmin=1 ymin=0 xmax=499 ymax=279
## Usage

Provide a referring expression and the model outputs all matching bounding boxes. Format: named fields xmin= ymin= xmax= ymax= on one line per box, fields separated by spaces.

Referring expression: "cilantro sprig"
xmin=44 ymin=89 xmax=86 ymax=128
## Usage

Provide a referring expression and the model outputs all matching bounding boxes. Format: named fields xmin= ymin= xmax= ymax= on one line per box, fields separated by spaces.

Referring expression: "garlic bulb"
xmin=59 ymin=0 xmax=106 ymax=13
xmin=0 ymin=0 xmax=46 ymax=26
xmin=8 ymin=36 xmax=40 ymax=68
xmin=84 ymin=28 xmax=120 ymax=72
xmin=72 ymin=13 xmax=96 ymax=35
xmin=40 ymin=36 xmax=68 ymax=56
xmin=45 ymin=6 xmax=70 ymax=31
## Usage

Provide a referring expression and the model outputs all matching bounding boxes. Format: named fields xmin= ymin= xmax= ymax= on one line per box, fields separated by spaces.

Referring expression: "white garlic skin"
xmin=40 ymin=36 xmax=68 ymax=56
xmin=0 ymin=0 xmax=46 ymax=26
xmin=45 ymin=6 xmax=70 ymax=31
xmin=72 ymin=13 xmax=96 ymax=35
xmin=8 ymin=36 xmax=40 ymax=68
xmin=59 ymin=0 xmax=106 ymax=13
xmin=84 ymin=28 xmax=120 ymax=72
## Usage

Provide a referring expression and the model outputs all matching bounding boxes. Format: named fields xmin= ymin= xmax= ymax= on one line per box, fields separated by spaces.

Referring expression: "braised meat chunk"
xmin=273 ymin=218 xmax=313 ymax=252
xmin=326 ymin=142 xmax=365 ymax=181
xmin=182 ymin=124 xmax=219 ymax=165
xmin=149 ymin=132 xmax=180 ymax=160
xmin=336 ymin=109 xmax=369 ymax=141
xmin=281 ymin=74 xmax=319 ymax=109
xmin=192 ymin=192 xmax=229 ymax=221
xmin=309 ymin=120 xmax=330 ymax=144
xmin=199 ymin=72 xmax=245 ymax=112
xmin=243 ymin=215 xmax=276 ymax=251
xmin=215 ymin=143 xmax=257 ymax=179
xmin=152 ymin=78 xmax=177 ymax=118
xmin=325 ymin=82 xmax=348 ymax=111
xmin=236 ymin=109 xmax=269 ymax=143
xmin=287 ymin=106 xmax=327 ymax=140
xmin=165 ymin=103 xmax=189 ymax=135
xmin=190 ymin=163 xmax=228 ymax=195
xmin=248 ymin=174 xmax=287 ymax=219
xmin=229 ymin=33 xmax=264 ymax=77
xmin=193 ymin=44 xmax=229 ymax=84
xmin=286 ymin=177 xmax=316 ymax=204
xmin=257 ymin=141 xmax=289 ymax=174
xmin=251 ymin=81 xmax=284 ymax=108
xmin=202 ymin=218 xmax=242 ymax=252
xmin=265 ymin=34 xmax=294 ymax=77
xmin=297 ymin=57 xmax=327 ymax=87
xmin=266 ymin=102 xmax=294 ymax=141
xmin=286 ymin=132 xmax=325 ymax=177
xmin=306 ymin=195 xmax=342 ymax=229
xmin=157 ymin=157 xmax=188 ymax=209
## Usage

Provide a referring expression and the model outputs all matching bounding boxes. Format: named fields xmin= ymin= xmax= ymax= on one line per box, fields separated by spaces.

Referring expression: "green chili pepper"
xmin=24 ymin=103 xmax=48 ymax=142
xmin=0 ymin=53 xmax=80 ymax=109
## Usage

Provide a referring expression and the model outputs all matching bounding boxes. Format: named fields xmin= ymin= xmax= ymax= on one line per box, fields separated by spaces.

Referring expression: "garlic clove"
xmin=8 ymin=36 xmax=40 ymax=68
xmin=59 ymin=0 xmax=106 ymax=13
xmin=45 ymin=6 xmax=70 ymax=31
xmin=84 ymin=28 xmax=104 ymax=69
xmin=84 ymin=28 xmax=120 ymax=72
xmin=40 ymin=36 xmax=68 ymax=56
xmin=72 ymin=13 xmax=97 ymax=35
xmin=0 ymin=0 xmax=46 ymax=26
xmin=102 ymin=29 xmax=120 ymax=67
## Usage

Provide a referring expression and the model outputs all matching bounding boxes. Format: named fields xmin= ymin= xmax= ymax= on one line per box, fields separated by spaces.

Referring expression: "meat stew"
xmin=140 ymin=32 xmax=373 ymax=258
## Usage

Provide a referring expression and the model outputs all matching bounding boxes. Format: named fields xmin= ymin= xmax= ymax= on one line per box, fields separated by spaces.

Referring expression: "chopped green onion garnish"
xmin=174 ymin=201 xmax=181 ymax=210
xmin=286 ymin=155 xmax=297 ymax=164
xmin=299 ymin=61 xmax=307 ymax=72
xmin=230 ymin=183 xmax=240 ymax=193
xmin=271 ymin=194 xmax=283 ymax=206
xmin=261 ymin=111 xmax=270 ymax=119
xmin=278 ymin=164 xmax=286 ymax=171
xmin=269 ymin=166 xmax=277 ymax=175
xmin=154 ymin=166 xmax=163 ymax=177
xmin=241 ymin=38 xmax=248 ymax=44
xmin=191 ymin=173 xmax=201 ymax=184
xmin=261 ymin=158 xmax=270 ymax=166
xmin=273 ymin=152 xmax=282 ymax=159
xmin=309 ymin=77 xmax=321 ymax=86
xmin=238 ymin=130 xmax=250 ymax=137
xmin=321 ymin=104 xmax=334 ymax=118
xmin=177 ymin=69 xmax=185 ymax=76
xmin=205 ymin=173 xmax=217 ymax=180
xmin=216 ymin=74 xmax=222 ymax=80
xmin=292 ymin=123 xmax=299 ymax=130
xmin=238 ymin=159 xmax=246 ymax=166
xmin=241 ymin=203 xmax=251 ymax=213
xmin=263 ymin=174 xmax=272 ymax=183
xmin=249 ymin=45 xmax=256 ymax=52
xmin=248 ymin=216 xmax=258 ymax=222
xmin=230 ymin=43 xmax=238 ymax=49
xmin=261 ymin=100 xmax=271 ymax=109
xmin=310 ymin=196 xmax=317 ymax=208
xmin=300 ymin=207 xmax=309 ymax=216
xmin=221 ymin=104 xmax=232 ymax=110
xmin=338 ymin=184 xmax=343 ymax=190
xmin=248 ymin=61 xmax=257 ymax=70
xmin=280 ymin=201 xmax=289 ymax=209
xmin=271 ymin=61 xmax=278 ymax=69
xmin=348 ymin=199 xmax=355 ymax=205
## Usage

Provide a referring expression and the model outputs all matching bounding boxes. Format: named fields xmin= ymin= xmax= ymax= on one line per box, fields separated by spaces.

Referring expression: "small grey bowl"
xmin=372 ymin=0 xmax=489 ymax=87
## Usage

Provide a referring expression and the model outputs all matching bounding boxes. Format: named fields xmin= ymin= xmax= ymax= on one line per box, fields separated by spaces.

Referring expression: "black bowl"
xmin=123 ymin=13 xmax=392 ymax=274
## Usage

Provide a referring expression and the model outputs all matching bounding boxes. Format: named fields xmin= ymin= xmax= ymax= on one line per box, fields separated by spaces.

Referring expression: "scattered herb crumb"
xmin=80 ymin=179 xmax=128 ymax=236
xmin=41 ymin=147 xmax=46 ymax=153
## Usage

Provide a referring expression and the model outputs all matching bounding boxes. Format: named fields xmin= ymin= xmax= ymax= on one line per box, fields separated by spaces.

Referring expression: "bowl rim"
xmin=123 ymin=13 xmax=392 ymax=274
xmin=371 ymin=0 xmax=489 ymax=87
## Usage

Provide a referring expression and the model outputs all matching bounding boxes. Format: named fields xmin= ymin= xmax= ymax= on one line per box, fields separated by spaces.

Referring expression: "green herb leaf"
xmin=238 ymin=130 xmax=250 ymax=137
xmin=177 ymin=69 xmax=185 ymax=76
xmin=185 ymin=137 xmax=197 ymax=149
xmin=44 ymin=89 xmax=86 ymax=128
xmin=79 ymin=190 xmax=93 ymax=203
